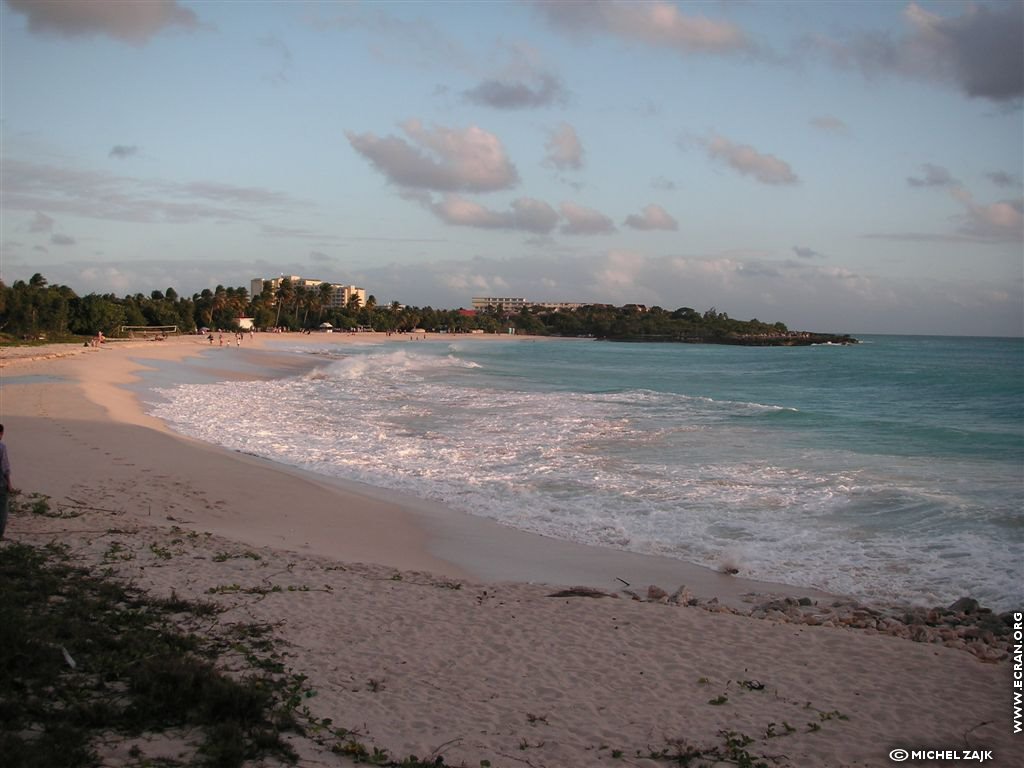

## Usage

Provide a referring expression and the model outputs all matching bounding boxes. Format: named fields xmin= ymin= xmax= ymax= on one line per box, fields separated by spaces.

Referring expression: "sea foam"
xmin=150 ymin=338 xmax=1024 ymax=610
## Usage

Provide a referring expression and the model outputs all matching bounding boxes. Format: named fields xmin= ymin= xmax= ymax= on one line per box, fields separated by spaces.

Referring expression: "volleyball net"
xmin=119 ymin=325 xmax=179 ymax=339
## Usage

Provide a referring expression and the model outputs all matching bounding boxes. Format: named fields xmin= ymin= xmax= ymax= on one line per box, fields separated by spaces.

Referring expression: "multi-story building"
xmin=328 ymin=285 xmax=366 ymax=309
xmin=251 ymin=275 xmax=321 ymax=297
xmin=471 ymin=296 xmax=528 ymax=312
xmin=472 ymin=297 xmax=587 ymax=312
xmin=252 ymin=276 xmax=366 ymax=309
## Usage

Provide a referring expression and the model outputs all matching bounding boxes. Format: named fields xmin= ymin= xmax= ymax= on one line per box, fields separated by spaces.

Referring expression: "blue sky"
xmin=2 ymin=0 xmax=1022 ymax=335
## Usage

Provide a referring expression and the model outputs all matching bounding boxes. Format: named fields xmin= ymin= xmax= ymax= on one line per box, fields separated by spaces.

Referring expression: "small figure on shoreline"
xmin=0 ymin=424 xmax=13 ymax=539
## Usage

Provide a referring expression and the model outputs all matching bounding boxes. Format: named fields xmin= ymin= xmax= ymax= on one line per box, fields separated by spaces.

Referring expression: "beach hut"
xmin=318 ymin=322 xmax=334 ymax=333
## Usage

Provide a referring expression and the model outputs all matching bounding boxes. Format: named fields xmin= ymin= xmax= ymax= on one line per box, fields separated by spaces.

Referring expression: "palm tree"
xmin=274 ymin=278 xmax=294 ymax=328
xmin=306 ymin=289 xmax=323 ymax=328
xmin=318 ymin=282 xmax=334 ymax=323
xmin=362 ymin=294 xmax=377 ymax=330
xmin=294 ymin=284 xmax=309 ymax=329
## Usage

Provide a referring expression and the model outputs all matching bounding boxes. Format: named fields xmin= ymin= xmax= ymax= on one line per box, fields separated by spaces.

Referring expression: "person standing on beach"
xmin=0 ymin=424 xmax=11 ymax=539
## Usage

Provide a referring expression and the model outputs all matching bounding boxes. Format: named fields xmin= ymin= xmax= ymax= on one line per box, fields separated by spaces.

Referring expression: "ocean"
xmin=145 ymin=334 xmax=1023 ymax=611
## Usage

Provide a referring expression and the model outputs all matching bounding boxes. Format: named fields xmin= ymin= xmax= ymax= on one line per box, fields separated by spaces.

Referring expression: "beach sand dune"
xmin=2 ymin=337 xmax=1016 ymax=767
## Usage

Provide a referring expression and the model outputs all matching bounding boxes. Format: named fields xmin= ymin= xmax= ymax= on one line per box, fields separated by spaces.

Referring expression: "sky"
xmin=1 ymin=0 xmax=1022 ymax=336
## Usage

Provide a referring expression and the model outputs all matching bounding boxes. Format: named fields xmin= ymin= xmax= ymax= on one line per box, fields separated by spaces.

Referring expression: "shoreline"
xmin=1 ymin=335 xmax=1014 ymax=612
xmin=1 ymin=336 xmax=1017 ymax=766
xmin=2 ymin=334 xmax=832 ymax=606
xmin=0 ymin=334 xmax=1010 ymax=609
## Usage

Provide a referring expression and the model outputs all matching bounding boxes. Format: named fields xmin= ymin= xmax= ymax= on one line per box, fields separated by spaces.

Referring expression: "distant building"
xmin=252 ymin=276 xmax=366 ymax=309
xmin=331 ymin=284 xmax=366 ymax=309
xmin=472 ymin=296 xmax=528 ymax=312
xmin=251 ymin=275 xmax=319 ymax=297
xmin=538 ymin=301 xmax=589 ymax=312
xmin=472 ymin=296 xmax=588 ymax=312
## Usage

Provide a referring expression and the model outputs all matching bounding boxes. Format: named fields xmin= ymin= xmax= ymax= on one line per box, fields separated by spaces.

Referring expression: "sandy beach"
xmin=1 ymin=335 xmax=1018 ymax=767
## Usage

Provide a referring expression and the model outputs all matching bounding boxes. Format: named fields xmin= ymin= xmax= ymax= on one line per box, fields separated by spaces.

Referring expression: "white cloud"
xmin=816 ymin=1 xmax=1023 ymax=103
xmin=109 ymin=145 xmax=140 ymax=160
xmin=307 ymin=4 xmax=473 ymax=73
xmin=6 ymin=0 xmax=200 ymax=44
xmin=951 ymin=187 xmax=1024 ymax=243
xmin=346 ymin=120 xmax=520 ymax=193
xmin=987 ymin=171 xmax=1022 ymax=189
xmin=427 ymin=195 xmax=559 ymax=234
xmin=793 ymin=246 xmax=825 ymax=259
xmin=78 ymin=265 xmax=136 ymax=293
xmin=1 ymin=158 xmax=306 ymax=225
xmin=624 ymin=203 xmax=678 ymax=231
xmin=907 ymin=163 xmax=957 ymax=187
xmin=29 ymin=211 xmax=54 ymax=233
xmin=892 ymin=173 xmax=1024 ymax=243
xmin=545 ymin=123 xmax=584 ymax=171
xmin=703 ymin=134 xmax=799 ymax=185
xmin=559 ymin=201 xmax=616 ymax=235
xmin=810 ymin=115 xmax=847 ymax=133
xmin=592 ymin=250 xmax=648 ymax=297
xmin=441 ymin=271 xmax=508 ymax=295
xmin=464 ymin=73 xmax=567 ymax=109
xmin=259 ymin=36 xmax=293 ymax=85
xmin=535 ymin=0 xmax=750 ymax=55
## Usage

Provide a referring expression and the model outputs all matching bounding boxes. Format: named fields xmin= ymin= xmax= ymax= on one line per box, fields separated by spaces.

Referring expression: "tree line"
xmin=1 ymin=273 xmax=853 ymax=345
xmin=0 ymin=274 xmax=491 ymax=338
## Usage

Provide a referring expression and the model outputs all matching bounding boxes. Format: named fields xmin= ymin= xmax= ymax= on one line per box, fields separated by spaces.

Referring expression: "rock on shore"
xmin=559 ymin=586 xmax=1014 ymax=663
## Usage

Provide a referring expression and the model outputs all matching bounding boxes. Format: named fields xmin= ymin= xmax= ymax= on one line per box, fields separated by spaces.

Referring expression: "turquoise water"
xmin=149 ymin=335 xmax=1024 ymax=610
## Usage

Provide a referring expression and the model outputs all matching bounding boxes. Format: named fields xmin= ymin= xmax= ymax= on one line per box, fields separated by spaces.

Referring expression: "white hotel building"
xmin=252 ymin=276 xmax=366 ymax=309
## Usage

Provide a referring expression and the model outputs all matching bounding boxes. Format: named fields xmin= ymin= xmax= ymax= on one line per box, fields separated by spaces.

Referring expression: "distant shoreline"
xmin=601 ymin=332 xmax=859 ymax=346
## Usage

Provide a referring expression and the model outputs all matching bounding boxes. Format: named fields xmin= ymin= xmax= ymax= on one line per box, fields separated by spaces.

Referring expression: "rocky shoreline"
xmin=551 ymin=585 xmax=1013 ymax=663
xmin=603 ymin=332 xmax=859 ymax=346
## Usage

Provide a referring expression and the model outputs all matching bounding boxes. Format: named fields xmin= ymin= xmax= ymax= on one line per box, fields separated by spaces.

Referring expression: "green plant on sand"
xmin=0 ymin=539 xmax=300 ymax=768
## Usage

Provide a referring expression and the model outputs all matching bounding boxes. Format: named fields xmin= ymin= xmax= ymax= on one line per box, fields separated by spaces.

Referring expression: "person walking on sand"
xmin=0 ymin=424 xmax=12 ymax=539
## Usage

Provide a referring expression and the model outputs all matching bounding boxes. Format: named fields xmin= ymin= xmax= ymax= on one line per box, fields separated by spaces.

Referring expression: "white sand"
xmin=1 ymin=336 xmax=1017 ymax=767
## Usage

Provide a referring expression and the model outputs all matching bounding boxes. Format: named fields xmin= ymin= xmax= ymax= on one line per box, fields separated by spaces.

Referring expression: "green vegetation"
xmin=1 ymin=272 xmax=855 ymax=344
xmin=4 ymin=494 xmax=854 ymax=767
xmin=3 ymin=496 xmax=479 ymax=768
xmin=0 ymin=528 xmax=465 ymax=768
xmin=0 ymin=538 xmax=302 ymax=768
xmin=644 ymin=731 xmax=770 ymax=767
xmin=534 ymin=303 xmax=856 ymax=344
